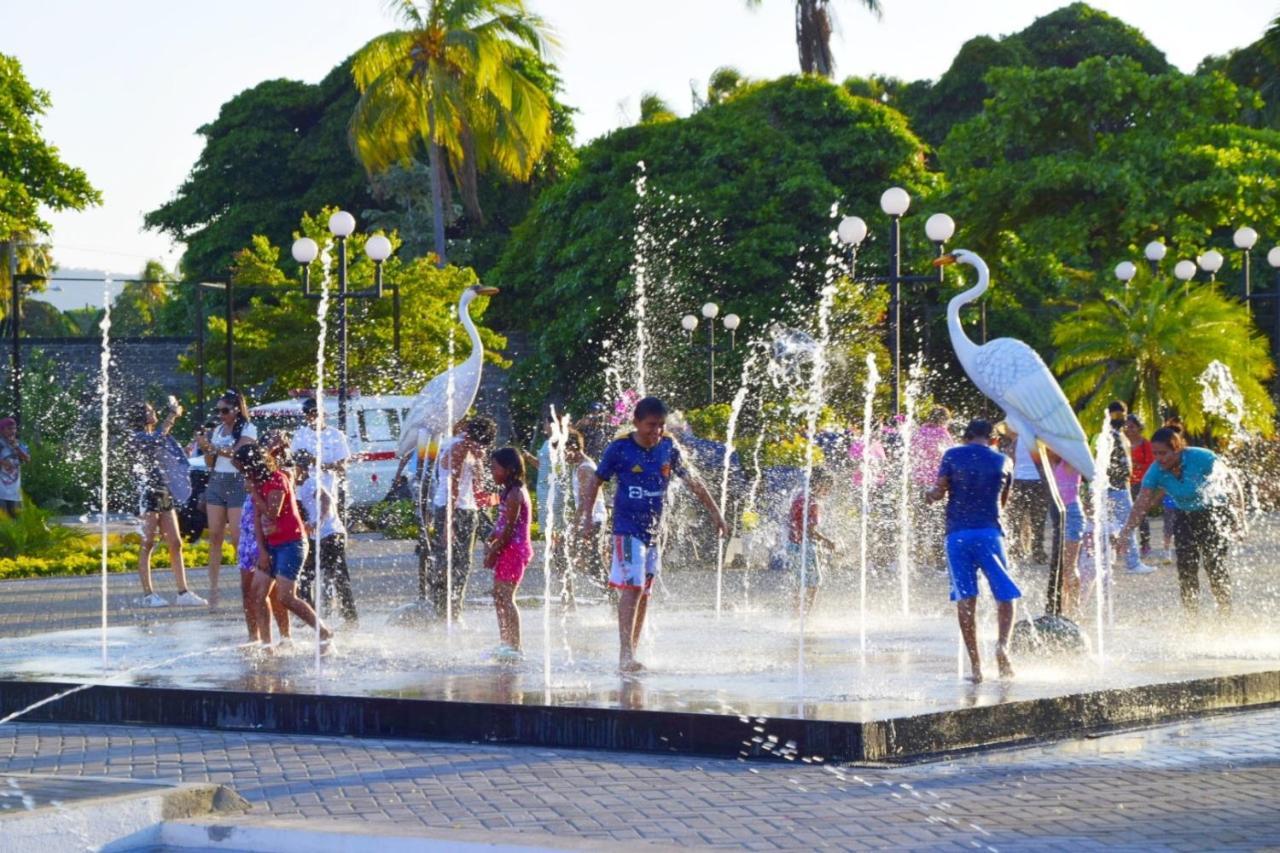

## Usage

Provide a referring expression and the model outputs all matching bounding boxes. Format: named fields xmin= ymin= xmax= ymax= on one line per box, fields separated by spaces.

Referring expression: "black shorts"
xmin=141 ymin=488 xmax=175 ymax=514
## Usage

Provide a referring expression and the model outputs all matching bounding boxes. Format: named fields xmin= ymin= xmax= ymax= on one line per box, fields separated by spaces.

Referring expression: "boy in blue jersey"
xmin=578 ymin=396 xmax=728 ymax=672
xmin=926 ymin=419 xmax=1020 ymax=683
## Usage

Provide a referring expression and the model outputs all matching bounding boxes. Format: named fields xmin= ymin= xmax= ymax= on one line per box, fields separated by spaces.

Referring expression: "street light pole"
xmin=839 ymin=190 xmax=954 ymax=415
xmin=291 ymin=217 xmax=393 ymax=512
xmin=1235 ymin=226 xmax=1259 ymax=312
xmin=681 ymin=306 xmax=740 ymax=406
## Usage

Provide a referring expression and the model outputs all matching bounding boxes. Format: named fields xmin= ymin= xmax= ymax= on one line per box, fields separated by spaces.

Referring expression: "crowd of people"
xmin=114 ymin=381 xmax=1248 ymax=672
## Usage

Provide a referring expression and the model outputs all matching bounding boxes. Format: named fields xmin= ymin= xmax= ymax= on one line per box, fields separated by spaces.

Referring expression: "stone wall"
xmin=2 ymin=338 xmax=196 ymax=404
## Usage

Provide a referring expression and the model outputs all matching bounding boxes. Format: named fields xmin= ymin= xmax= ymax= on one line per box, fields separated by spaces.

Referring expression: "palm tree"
xmin=745 ymin=0 xmax=883 ymax=78
xmin=349 ymin=0 xmax=555 ymax=265
xmin=1052 ymin=272 xmax=1275 ymax=437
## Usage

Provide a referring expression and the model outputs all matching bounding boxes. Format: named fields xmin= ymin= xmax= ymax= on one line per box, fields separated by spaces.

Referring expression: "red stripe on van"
xmin=354 ymin=451 xmax=398 ymax=462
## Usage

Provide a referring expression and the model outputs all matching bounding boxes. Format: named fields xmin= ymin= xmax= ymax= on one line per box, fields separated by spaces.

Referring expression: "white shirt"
xmin=297 ymin=474 xmax=345 ymax=540
xmin=290 ymin=423 xmax=351 ymax=465
xmin=431 ymin=436 xmax=478 ymax=510
xmin=211 ymin=422 xmax=257 ymax=473
xmin=574 ymin=459 xmax=607 ymax=524
xmin=1013 ymin=439 xmax=1041 ymax=481
xmin=0 ymin=439 xmax=28 ymax=502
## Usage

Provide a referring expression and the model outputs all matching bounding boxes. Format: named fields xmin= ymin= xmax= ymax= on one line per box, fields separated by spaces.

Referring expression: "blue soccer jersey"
xmin=595 ymin=434 xmax=688 ymax=544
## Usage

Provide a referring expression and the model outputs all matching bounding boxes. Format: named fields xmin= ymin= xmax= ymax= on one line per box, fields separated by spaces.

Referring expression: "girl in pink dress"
xmin=484 ymin=448 xmax=533 ymax=661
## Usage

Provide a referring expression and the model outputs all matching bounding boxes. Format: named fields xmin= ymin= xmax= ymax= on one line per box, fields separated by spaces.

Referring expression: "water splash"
xmin=716 ymin=355 xmax=756 ymax=617
xmin=897 ymin=373 xmax=919 ymax=616
xmin=542 ymin=408 xmax=569 ymax=694
xmin=313 ymin=246 xmax=332 ymax=677
xmin=858 ymin=352 xmax=880 ymax=659
xmin=97 ymin=277 xmax=113 ymax=670
xmin=1199 ymin=360 xmax=1247 ymax=445
xmin=631 ymin=164 xmax=650 ymax=396
xmin=445 ymin=306 xmax=457 ymax=631
xmin=1090 ymin=414 xmax=1112 ymax=661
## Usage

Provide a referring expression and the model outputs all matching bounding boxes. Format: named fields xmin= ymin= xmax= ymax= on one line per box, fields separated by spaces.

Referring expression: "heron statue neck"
xmin=946 ymin=253 xmax=988 ymax=366
xmin=458 ymin=291 xmax=484 ymax=368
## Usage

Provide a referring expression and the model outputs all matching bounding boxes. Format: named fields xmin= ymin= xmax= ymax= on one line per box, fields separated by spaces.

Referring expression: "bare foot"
xmin=967 ymin=670 xmax=984 ymax=684
xmin=619 ymin=660 xmax=645 ymax=673
xmin=996 ymin=647 xmax=1014 ymax=680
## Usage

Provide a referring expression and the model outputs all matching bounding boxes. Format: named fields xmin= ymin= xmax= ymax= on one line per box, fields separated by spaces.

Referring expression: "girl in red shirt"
xmin=235 ymin=444 xmax=333 ymax=652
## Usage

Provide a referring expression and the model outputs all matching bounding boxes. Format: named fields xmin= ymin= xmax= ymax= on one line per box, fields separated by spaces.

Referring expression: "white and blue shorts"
xmin=610 ymin=535 xmax=661 ymax=593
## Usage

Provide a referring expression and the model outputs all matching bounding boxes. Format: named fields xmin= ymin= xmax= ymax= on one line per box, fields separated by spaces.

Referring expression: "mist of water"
xmin=97 ymin=277 xmax=113 ymax=670
xmin=312 ymin=248 xmax=332 ymax=676
xmin=858 ymin=351 xmax=880 ymax=659
xmin=716 ymin=355 xmax=755 ymax=617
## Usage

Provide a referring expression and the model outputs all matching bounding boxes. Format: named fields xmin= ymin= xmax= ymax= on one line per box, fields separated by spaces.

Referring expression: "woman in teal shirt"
xmin=1116 ymin=427 xmax=1243 ymax=615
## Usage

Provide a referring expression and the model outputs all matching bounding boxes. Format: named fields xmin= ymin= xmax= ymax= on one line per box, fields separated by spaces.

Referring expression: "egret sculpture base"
xmin=1010 ymin=615 xmax=1091 ymax=657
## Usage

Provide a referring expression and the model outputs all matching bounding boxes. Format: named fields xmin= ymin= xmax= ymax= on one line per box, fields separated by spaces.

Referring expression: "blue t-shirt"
xmin=937 ymin=443 xmax=1011 ymax=534
xmin=595 ymin=434 xmax=688 ymax=544
xmin=1140 ymin=447 xmax=1224 ymax=511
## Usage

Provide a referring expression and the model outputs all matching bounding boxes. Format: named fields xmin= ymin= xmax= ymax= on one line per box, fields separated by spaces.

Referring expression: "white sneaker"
xmin=1127 ymin=562 xmax=1157 ymax=575
xmin=141 ymin=593 xmax=170 ymax=608
xmin=174 ymin=590 xmax=207 ymax=607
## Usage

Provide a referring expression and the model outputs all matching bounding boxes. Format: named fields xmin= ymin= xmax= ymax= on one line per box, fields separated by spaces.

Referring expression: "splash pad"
xmin=2 ymin=529 xmax=1279 ymax=763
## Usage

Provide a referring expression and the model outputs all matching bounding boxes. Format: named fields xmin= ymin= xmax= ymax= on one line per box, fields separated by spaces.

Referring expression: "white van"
xmin=245 ymin=393 xmax=416 ymax=507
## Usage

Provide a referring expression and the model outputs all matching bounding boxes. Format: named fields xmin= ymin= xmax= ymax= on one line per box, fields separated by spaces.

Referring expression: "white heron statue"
xmin=935 ymin=250 xmax=1095 ymax=481
xmin=396 ymin=284 xmax=499 ymax=458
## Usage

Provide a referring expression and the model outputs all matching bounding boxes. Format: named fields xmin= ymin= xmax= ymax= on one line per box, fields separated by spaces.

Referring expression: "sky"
xmin=3 ymin=0 xmax=1275 ymax=307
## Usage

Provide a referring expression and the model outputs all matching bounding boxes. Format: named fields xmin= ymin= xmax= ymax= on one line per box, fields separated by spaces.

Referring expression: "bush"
xmin=0 ymin=498 xmax=78 ymax=558
xmin=0 ymin=517 xmax=232 ymax=581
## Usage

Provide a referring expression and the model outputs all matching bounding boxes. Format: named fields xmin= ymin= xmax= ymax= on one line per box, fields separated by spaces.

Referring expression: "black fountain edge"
xmin=0 ymin=670 xmax=1277 ymax=764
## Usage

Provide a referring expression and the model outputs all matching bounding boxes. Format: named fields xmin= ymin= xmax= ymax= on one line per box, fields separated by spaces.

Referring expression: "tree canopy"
xmin=196 ymin=208 xmax=506 ymax=401
xmin=1053 ymin=271 xmax=1274 ymax=436
xmin=0 ymin=53 xmax=100 ymax=311
xmin=143 ymin=61 xmax=372 ymax=282
xmin=938 ymin=57 xmax=1280 ymax=354
xmin=492 ymin=74 xmax=934 ymax=417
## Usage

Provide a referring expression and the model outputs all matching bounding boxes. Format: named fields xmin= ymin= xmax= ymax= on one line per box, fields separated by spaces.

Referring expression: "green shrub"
xmin=0 ymin=498 xmax=79 ymax=558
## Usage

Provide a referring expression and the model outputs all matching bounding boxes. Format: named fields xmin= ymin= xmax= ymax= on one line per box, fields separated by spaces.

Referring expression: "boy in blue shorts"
xmin=926 ymin=419 xmax=1020 ymax=683
xmin=578 ymin=396 xmax=728 ymax=672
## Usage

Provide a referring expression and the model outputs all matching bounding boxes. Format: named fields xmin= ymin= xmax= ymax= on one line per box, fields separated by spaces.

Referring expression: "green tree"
xmin=20 ymin=300 xmax=74 ymax=337
xmin=638 ymin=92 xmax=677 ymax=124
xmin=349 ymin=0 xmax=556 ymax=265
xmin=197 ymin=208 xmax=507 ymax=400
xmin=0 ymin=54 xmax=100 ymax=311
xmin=492 ymin=75 xmax=934 ymax=419
xmin=744 ymin=0 xmax=882 ymax=78
xmin=144 ymin=64 xmax=373 ymax=282
xmin=938 ymin=58 xmax=1280 ymax=353
xmin=902 ymin=4 xmax=1170 ymax=146
xmin=1052 ymin=272 xmax=1274 ymax=436
xmin=707 ymin=67 xmax=746 ymax=105
xmin=111 ymin=260 xmax=175 ymax=337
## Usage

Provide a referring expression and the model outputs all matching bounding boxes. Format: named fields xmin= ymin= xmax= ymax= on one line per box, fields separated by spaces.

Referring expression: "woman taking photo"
xmin=195 ymin=389 xmax=256 ymax=606
xmin=130 ymin=400 xmax=205 ymax=608
xmin=1115 ymin=426 xmax=1244 ymax=616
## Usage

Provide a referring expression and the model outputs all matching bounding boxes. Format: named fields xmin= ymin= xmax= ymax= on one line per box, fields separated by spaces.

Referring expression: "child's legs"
xmin=956 ymin=596 xmax=980 ymax=673
xmin=492 ymin=581 xmax=521 ymax=649
xmin=206 ymin=503 xmax=228 ymax=596
xmin=137 ymin=512 xmax=159 ymax=594
xmin=158 ymin=509 xmax=188 ymax=591
xmin=248 ymin=570 xmax=273 ymax=643
xmin=239 ymin=571 xmax=257 ymax=638
xmin=324 ymin=534 xmax=358 ymax=622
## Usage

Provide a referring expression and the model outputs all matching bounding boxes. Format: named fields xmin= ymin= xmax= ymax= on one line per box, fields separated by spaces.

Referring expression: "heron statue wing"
xmin=994 ymin=344 xmax=1096 ymax=480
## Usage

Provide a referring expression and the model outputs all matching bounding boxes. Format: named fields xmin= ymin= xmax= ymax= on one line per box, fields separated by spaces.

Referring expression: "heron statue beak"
xmin=932 ymin=254 xmax=957 ymax=267
xmin=474 ymin=286 xmax=500 ymax=296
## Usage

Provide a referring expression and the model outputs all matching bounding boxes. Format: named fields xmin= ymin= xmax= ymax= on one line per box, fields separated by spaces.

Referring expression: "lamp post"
xmin=1198 ymin=249 xmax=1224 ymax=282
xmin=290 ymin=214 xmax=395 ymax=436
xmin=1144 ymin=240 xmax=1167 ymax=275
xmin=680 ymin=303 xmax=740 ymax=405
xmin=838 ymin=188 xmax=955 ymax=415
xmin=291 ymin=213 xmax=394 ymax=510
xmin=1114 ymin=261 xmax=1137 ymax=290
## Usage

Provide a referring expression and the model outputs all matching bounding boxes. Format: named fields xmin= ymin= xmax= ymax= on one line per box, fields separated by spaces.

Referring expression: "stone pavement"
xmin=1 ymin=707 xmax=1278 ymax=850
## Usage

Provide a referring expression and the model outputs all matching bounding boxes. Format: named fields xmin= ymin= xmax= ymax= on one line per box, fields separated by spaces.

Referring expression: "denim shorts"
xmin=205 ymin=471 xmax=247 ymax=508
xmin=268 ymin=539 xmax=307 ymax=582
